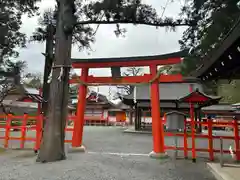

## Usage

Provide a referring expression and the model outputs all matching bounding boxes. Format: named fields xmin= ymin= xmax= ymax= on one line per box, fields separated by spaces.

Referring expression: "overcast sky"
xmin=18 ymin=0 xmax=186 ymax=97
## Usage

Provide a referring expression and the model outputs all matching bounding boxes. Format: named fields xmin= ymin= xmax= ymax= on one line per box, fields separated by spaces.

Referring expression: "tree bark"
xmin=37 ymin=0 xmax=73 ymax=162
xmin=42 ymin=24 xmax=54 ymax=116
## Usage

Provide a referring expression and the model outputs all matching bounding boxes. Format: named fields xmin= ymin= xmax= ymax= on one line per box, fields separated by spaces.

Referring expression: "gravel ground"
xmin=0 ymin=126 xmax=217 ymax=180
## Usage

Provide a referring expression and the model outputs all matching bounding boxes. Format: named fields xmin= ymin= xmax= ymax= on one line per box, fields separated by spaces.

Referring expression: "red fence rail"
xmin=0 ymin=114 xmax=75 ymax=150
xmin=164 ymin=118 xmax=240 ymax=161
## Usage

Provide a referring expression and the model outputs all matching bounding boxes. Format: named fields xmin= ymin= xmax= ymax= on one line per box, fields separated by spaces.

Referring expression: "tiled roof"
xmin=123 ymin=82 xmax=204 ymax=101
xmin=202 ymin=104 xmax=234 ymax=112
xmin=178 ymin=88 xmax=221 ymax=102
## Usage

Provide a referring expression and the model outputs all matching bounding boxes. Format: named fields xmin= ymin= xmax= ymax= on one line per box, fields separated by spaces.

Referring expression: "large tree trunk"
xmin=42 ymin=24 xmax=54 ymax=116
xmin=37 ymin=0 xmax=74 ymax=162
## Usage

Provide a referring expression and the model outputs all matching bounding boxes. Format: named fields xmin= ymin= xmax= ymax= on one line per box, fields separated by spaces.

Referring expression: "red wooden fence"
xmin=164 ymin=118 xmax=240 ymax=161
xmin=0 ymin=114 xmax=239 ymax=162
xmin=0 ymin=114 xmax=74 ymax=150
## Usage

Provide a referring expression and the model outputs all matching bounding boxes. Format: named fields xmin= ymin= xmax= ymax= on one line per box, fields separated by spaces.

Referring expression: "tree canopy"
xmin=178 ymin=0 xmax=240 ymax=75
xmin=0 ymin=0 xmax=40 ymax=59
xmin=32 ymin=0 xmax=195 ymax=51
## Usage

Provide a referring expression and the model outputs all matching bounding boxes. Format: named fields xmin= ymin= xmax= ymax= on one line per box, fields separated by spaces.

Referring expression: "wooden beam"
xmin=72 ymin=57 xmax=181 ymax=68
xmin=69 ymin=74 xmax=183 ymax=85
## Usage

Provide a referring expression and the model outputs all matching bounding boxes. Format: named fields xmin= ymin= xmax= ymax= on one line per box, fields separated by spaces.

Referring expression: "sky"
xmin=18 ymin=0 xmax=186 ymax=98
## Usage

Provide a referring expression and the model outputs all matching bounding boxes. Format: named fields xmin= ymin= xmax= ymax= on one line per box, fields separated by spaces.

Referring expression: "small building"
xmin=107 ymin=101 xmax=131 ymax=125
xmin=1 ymin=86 xmax=74 ymax=115
xmin=122 ymin=80 xmax=221 ymax=130
xmin=70 ymin=91 xmax=130 ymax=125
xmin=202 ymin=104 xmax=235 ymax=116
xmin=1 ymin=86 xmax=41 ymax=115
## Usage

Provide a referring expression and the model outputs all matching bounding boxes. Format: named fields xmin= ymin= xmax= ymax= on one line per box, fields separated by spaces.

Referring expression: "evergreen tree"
xmin=179 ymin=0 xmax=240 ymax=75
xmin=0 ymin=0 xmax=40 ymax=59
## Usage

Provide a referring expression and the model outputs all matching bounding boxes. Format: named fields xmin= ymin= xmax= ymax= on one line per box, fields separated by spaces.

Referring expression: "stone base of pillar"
xmin=70 ymin=145 xmax=86 ymax=153
xmin=149 ymin=151 xmax=168 ymax=159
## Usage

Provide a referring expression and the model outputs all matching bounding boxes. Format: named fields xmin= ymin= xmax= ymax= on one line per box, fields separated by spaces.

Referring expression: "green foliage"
xmin=32 ymin=0 xmax=195 ymax=51
xmin=0 ymin=0 xmax=40 ymax=59
xmin=31 ymin=6 xmax=95 ymax=51
xmin=218 ymin=80 xmax=240 ymax=103
xmin=169 ymin=0 xmax=240 ymax=98
xmin=24 ymin=72 xmax=43 ymax=89
xmin=179 ymin=0 xmax=240 ymax=75
xmin=4 ymin=60 xmax=26 ymax=74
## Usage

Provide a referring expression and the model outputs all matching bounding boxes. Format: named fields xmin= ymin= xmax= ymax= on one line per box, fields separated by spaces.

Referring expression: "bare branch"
xmin=77 ymin=19 xmax=193 ymax=27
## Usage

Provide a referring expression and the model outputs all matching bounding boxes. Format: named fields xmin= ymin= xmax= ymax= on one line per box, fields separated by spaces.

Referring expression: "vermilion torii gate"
xmin=69 ymin=50 xmax=187 ymax=157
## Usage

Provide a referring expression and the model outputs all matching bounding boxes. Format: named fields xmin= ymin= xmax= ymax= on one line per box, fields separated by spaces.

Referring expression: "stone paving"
xmin=0 ymin=126 xmax=217 ymax=180
xmin=207 ymin=163 xmax=240 ymax=180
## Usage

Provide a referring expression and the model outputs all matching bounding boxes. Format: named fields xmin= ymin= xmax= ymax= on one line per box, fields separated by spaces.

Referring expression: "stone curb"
xmin=207 ymin=163 xmax=235 ymax=180
xmin=123 ymin=129 xmax=152 ymax=134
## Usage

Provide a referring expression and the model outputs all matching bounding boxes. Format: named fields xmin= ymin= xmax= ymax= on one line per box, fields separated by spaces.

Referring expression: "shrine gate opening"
xmin=69 ymin=51 xmax=187 ymax=157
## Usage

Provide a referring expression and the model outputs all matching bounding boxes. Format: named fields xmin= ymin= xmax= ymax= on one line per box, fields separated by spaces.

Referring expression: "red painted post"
xmin=149 ymin=65 xmax=165 ymax=154
xmin=233 ymin=117 xmax=240 ymax=161
xmin=72 ymin=67 xmax=88 ymax=147
xmin=183 ymin=117 xmax=188 ymax=159
xmin=208 ymin=118 xmax=214 ymax=161
xmin=4 ymin=114 xmax=12 ymax=148
xmin=20 ymin=113 xmax=28 ymax=149
xmin=189 ymin=84 xmax=196 ymax=162
xmin=35 ymin=113 xmax=43 ymax=150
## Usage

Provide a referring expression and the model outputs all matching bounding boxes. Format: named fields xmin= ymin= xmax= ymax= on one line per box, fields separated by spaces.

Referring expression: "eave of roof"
xmin=202 ymin=104 xmax=234 ymax=112
xmin=192 ymin=18 xmax=240 ymax=78
xmin=178 ymin=89 xmax=222 ymax=102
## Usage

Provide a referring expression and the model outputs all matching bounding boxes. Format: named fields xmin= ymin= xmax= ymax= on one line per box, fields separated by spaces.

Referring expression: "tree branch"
xmin=77 ymin=20 xmax=193 ymax=27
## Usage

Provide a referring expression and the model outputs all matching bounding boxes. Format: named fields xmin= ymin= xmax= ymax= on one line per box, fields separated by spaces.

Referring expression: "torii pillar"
xmin=149 ymin=65 xmax=167 ymax=158
xmin=72 ymin=67 xmax=88 ymax=152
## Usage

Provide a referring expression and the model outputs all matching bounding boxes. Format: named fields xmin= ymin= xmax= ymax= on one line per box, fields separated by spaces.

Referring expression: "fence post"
xmin=34 ymin=113 xmax=43 ymax=151
xmin=190 ymin=105 xmax=196 ymax=163
xmin=20 ymin=113 xmax=28 ymax=149
xmin=233 ymin=117 xmax=240 ymax=161
xmin=183 ymin=118 xmax=188 ymax=159
xmin=174 ymin=134 xmax=178 ymax=159
xmin=220 ymin=137 xmax=224 ymax=167
xmin=208 ymin=118 xmax=214 ymax=161
xmin=4 ymin=114 xmax=12 ymax=148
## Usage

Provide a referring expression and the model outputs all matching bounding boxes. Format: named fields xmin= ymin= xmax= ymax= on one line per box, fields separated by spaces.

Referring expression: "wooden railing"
xmin=164 ymin=118 xmax=240 ymax=161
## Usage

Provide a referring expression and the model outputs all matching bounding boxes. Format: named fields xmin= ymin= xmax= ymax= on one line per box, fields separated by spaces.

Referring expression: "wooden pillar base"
xmin=69 ymin=145 xmax=86 ymax=153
